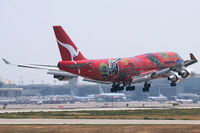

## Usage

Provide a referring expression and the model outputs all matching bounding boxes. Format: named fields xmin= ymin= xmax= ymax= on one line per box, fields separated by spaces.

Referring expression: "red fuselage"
xmin=58 ymin=52 xmax=184 ymax=83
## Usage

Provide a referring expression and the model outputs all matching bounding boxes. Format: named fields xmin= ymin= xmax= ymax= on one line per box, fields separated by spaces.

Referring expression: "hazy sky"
xmin=0 ymin=0 xmax=200 ymax=85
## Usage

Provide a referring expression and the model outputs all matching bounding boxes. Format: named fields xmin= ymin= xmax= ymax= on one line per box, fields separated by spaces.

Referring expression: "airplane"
xmin=70 ymin=88 xmax=95 ymax=102
xmin=97 ymin=85 xmax=126 ymax=97
xmin=148 ymin=94 xmax=168 ymax=102
xmin=35 ymin=100 xmax=43 ymax=105
xmin=2 ymin=26 xmax=198 ymax=93
xmin=95 ymin=85 xmax=126 ymax=102
xmin=175 ymin=97 xmax=193 ymax=104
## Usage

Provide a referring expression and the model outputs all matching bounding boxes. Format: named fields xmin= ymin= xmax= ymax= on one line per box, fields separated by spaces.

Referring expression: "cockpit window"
xmin=176 ymin=53 xmax=184 ymax=64
xmin=176 ymin=53 xmax=184 ymax=61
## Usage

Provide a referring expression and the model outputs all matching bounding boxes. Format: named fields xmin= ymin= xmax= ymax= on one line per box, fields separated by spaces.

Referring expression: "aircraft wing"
xmin=132 ymin=53 xmax=198 ymax=84
xmin=2 ymin=58 xmax=58 ymax=71
xmin=183 ymin=53 xmax=198 ymax=67
xmin=171 ymin=53 xmax=198 ymax=71
xmin=2 ymin=58 xmax=77 ymax=80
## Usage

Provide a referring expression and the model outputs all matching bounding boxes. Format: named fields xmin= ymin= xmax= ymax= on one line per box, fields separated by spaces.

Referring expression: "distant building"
xmin=0 ymin=79 xmax=23 ymax=97
xmin=0 ymin=88 xmax=23 ymax=97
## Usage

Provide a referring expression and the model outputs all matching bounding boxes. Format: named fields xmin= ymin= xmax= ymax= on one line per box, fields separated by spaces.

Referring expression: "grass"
xmin=0 ymin=125 xmax=200 ymax=133
xmin=1 ymin=108 xmax=200 ymax=120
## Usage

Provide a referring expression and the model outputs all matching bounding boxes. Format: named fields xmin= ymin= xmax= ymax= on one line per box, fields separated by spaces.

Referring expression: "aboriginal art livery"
xmin=3 ymin=26 xmax=198 ymax=93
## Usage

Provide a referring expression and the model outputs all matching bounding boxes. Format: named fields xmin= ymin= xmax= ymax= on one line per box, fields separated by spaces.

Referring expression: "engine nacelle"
xmin=168 ymin=72 xmax=182 ymax=82
xmin=178 ymin=68 xmax=196 ymax=78
xmin=47 ymin=70 xmax=77 ymax=81
xmin=53 ymin=75 xmax=73 ymax=81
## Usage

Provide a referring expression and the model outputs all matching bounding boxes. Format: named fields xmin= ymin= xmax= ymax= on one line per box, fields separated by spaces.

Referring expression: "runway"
xmin=1 ymin=106 xmax=200 ymax=113
xmin=0 ymin=108 xmax=173 ymax=113
xmin=0 ymin=119 xmax=200 ymax=124
xmin=1 ymin=102 xmax=200 ymax=113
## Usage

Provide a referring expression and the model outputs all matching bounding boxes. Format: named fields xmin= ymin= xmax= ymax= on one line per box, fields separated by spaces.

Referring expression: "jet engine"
xmin=53 ymin=75 xmax=73 ymax=81
xmin=168 ymin=72 xmax=182 ymax=82
xmin=47 ymin=70 xmax=77 ymax=81
xmin=178 ymin=68 xmax=196 ymax=78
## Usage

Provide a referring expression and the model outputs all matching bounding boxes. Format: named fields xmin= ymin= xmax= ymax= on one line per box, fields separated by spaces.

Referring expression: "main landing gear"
xmin=110 ymin=82 xmax=151 ymax=93
xmin=111 ymin=83 xmax=135 ymax=93
xmin=111 ymin=83 xmax=124 ymax=93
xmin=142 ymin=82 xmax=151 ymax=92
xmin=126 ymin=85 xmax=135 ymax=91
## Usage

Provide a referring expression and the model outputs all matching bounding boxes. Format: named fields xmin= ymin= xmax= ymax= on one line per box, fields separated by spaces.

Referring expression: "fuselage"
xmin=58 ymin=52 xmax=184 ymax=83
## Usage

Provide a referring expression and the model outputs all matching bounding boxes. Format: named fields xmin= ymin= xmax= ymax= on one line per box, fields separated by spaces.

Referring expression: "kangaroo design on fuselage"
xmin=57 ymin=40 xmax=79 ymax=61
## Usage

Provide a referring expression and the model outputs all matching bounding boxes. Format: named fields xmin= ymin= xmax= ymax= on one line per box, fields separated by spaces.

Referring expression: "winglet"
xmin=2 ymin=58 xmax=11 ymax=65
xmin=190 ymin=53 xmax=197 ymax=61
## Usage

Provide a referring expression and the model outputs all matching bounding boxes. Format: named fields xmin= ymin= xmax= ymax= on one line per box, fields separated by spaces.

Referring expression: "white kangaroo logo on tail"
xmin=57 ymin=40 xmax=79 ymax=61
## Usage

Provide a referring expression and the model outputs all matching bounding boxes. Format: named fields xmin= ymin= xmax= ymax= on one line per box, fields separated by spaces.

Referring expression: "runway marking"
xmin=0 ymin=119 xmax=200 ymax=124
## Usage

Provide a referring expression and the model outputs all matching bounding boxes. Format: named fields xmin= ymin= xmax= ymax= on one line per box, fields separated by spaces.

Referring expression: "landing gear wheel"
xmin=111 ymin=83 xmax=124 ymax=92
xmin=118 ymin=86 xmax=124 ymax=91
xmin=131 ymin=86 xmax=135 ymax=91
xmin=147 ymin=83 xmax=151 ymax=88
xmin=142 ymin=87 xmax=149 ymax=92
xmin=126 ymin=86 xmax=135 ymax=91
xmin=143 ymin=82 xmax=151 ymax=92
xmin=171 ymin=82 xmax=176 ymax=87
xmin=111 ymin=88 xmax=117 ymax=93
xmin=146 ymin=87 xmax=149 ymax=92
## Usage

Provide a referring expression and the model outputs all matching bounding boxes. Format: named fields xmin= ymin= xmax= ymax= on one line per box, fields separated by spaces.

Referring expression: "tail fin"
xmin=53 ymin=26 xmax=86 ymax=61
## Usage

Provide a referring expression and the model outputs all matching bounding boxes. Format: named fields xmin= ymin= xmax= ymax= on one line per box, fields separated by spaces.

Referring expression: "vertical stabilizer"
xmin=53 ymin=26 xmax=86 ymax=61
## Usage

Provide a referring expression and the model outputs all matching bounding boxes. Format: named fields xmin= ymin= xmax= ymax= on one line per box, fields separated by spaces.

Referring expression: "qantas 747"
xmin=3 ymin=26 xmax=198 ymax=92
